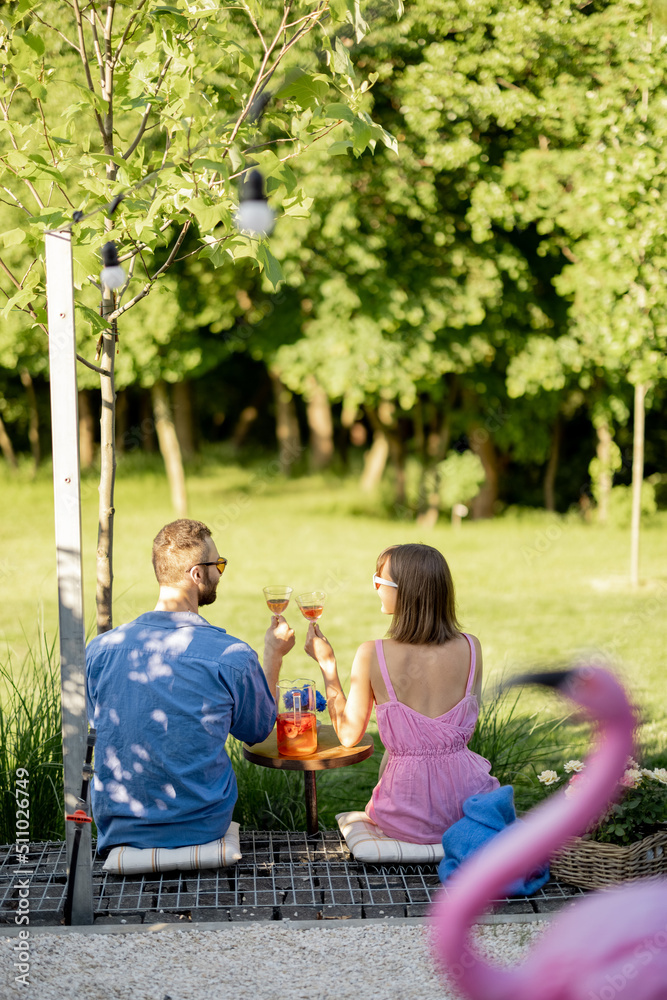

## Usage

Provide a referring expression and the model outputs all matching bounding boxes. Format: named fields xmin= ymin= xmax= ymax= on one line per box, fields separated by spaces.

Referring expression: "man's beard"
xmin=198 ymin=581 xmax=218 ymax=607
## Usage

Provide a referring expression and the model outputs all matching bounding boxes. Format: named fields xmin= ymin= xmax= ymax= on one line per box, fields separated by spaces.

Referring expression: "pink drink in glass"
xmin=276 ymin=711 xmax=317 ymax=757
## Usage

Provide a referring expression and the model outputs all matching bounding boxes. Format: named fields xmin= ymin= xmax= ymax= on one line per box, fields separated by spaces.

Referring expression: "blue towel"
xmin=438 ymin=785 xmax=550 ymax=896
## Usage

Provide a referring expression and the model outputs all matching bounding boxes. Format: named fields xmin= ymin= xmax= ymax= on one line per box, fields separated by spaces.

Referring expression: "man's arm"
xmin=262 ymin=614 xmax=295 ymax=696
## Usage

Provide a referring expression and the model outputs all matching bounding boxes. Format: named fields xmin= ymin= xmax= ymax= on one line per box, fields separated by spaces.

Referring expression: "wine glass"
xmin=296 ymin=591 xmax=326 ymax=623
xmin=263 ymin=586 xmax=292 ymax=615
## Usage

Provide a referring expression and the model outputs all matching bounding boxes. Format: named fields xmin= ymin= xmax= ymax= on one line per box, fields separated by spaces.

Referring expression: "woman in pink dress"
xmin=304 ymin=542 xmax=499 ymax=844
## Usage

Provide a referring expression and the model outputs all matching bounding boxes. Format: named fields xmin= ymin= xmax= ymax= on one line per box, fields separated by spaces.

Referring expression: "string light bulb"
xmin=235 ymin=169 xmax=274 ymax=237
xmin=100 ymin=241 xmax=125 ymax=291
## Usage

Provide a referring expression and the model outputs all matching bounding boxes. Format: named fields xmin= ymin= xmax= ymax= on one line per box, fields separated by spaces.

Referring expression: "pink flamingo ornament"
xmin=430 ymin=666 xmax=667 ymax=1000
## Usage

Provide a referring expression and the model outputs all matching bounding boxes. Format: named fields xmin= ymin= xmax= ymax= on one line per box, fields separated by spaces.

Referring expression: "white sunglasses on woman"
xmin=373 ymin=574 xmax=398 ymax=590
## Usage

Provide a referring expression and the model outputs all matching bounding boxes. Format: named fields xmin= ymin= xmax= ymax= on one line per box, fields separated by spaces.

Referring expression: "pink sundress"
xmin=365 ymin=635 xmax=499 ymax=844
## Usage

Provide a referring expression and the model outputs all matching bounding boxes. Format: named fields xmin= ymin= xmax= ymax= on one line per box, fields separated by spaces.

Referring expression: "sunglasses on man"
xmin=189 ymin=557 xmax=228 ymax=575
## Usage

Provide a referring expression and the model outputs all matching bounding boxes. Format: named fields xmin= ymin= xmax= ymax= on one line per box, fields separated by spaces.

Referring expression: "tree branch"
xmin=243 ymin=2 xmax=268 ymax=52
xmin=113 ymin=0 xmax=150 ymax=66
xmin=2 ymin=187 xmax=33 ymax=216
xmin=152 ymin=220 xmax=191 ymax=280
xmin=72 ymin=0 xmax=106 ymax=137
xmin=89 ymin=11 xmax=105 ymax=75
xmin=106 ymin=221 xmax=191 ymax=322
xmin=122 ymin=56 xmax=173 ymax=160
xmin=32 ymin=13 xmax=80 ymax=53
xmin=227 ymin=3 xmax=293 ymax=148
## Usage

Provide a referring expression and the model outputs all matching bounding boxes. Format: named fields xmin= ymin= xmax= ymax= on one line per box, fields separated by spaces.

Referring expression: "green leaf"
xmin=75 ymin=303 xmax=110 ymax=336
xmin=275 ymin=70 xmax=329 ymax=109
xmin=346 ymin=0 xmax=369 ymax=43
xmin=185 ymin=196 xmax=228 ymax=232
xmin=324 ymin=103 xmax=356 ymax=125
xmin=2 ymin=228 xmax=26 ymax=248
xmin=192 ymin=158 xmax=229 ymax=174
xmin=22 ymin=31 xmax=45 ymax=56
xmin=149 ymin=6 xmax=189 ymax=32
xmin=332 ymin=38 xmax=355 ymax=79
xmin=256 ymin=243 xmax=283 ymax=289
xmin=329 ymin=140 xmax=353 ymax=156
xmin=352 ymin=117 xmax=372 ymax=156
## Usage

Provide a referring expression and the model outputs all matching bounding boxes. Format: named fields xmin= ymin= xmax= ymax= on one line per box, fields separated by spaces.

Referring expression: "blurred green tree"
xmin=0 ymin=0 xmax=401 ymax=628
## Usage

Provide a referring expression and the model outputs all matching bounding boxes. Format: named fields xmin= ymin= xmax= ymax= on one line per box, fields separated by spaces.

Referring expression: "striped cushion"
xmin=336 ymin=812 xmax=444 ymax=863
xmin=102 ymin=822 xmax=242 ymax=874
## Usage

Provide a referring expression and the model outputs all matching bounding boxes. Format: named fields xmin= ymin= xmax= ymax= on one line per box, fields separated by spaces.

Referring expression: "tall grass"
xmin=0 ymin=636 xmax=638 ymax=839
xmin=469 ymin=686 xmax=579 ymax=813
xmin=0 ymin=635 xmax=64 ymax=843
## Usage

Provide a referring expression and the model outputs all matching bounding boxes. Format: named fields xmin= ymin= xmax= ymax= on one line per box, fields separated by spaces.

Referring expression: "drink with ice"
xmin=276 ymin=679 xmax=318 ymax=757
xmin=276 ymin=711 xmax=317 ymax=756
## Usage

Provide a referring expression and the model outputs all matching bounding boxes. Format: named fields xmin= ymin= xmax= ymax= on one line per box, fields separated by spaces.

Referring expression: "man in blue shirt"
xmin=86 ymin=518 xmax=295 ymax=851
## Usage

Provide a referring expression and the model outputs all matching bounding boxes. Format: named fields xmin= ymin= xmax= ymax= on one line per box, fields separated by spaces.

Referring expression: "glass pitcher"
xmin=276 ymin=679 xmax=317 ymax=757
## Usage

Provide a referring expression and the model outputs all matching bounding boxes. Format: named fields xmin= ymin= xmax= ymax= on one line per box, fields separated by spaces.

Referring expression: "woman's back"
xmin=369 ymin=632 xmax=479 ymax=717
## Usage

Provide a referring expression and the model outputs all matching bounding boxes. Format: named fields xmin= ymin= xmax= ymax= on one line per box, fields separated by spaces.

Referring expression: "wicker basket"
xmin=551 ymin=829 xmax=667 ymax=890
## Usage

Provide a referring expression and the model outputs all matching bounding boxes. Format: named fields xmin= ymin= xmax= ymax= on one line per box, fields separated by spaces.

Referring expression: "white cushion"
xmin=102 ymin=822 xmax=242 ymax=874
xmin=336 ymin=811 xmax=444 ymax=863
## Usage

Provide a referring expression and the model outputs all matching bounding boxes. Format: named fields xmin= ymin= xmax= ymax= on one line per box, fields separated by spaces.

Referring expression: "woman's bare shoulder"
xmin=354 ymin=639 xmax=377 ymax=657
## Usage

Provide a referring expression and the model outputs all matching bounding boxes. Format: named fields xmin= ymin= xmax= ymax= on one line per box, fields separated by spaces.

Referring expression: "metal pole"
xmin=629 ymin=382 xmax=646 ymax=589
xmin=45 ymin=229 xmax=93 ymax=924
xmin=304 ymin=771 xmax=318 ymax=836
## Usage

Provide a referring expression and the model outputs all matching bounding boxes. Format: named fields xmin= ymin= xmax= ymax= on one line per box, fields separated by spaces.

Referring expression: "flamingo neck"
xmin=431 ymin=708 xmax=634 ymax=999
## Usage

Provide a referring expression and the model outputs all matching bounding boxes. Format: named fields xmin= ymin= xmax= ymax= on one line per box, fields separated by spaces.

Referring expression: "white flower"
xmin=538 ymin=770 xmax=559 ymax=786
xmin=620 ymin=768 xmax=642 ymax=789
xmin=626 ymin=757 xmax=640 ymax=770
xmin=649 ymin=767 xmax=667 ymax=785
xmin=564 ymin=760 xmax=585 ymax=773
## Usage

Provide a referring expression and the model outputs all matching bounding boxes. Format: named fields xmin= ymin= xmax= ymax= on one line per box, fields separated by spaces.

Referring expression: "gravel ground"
xmin=0 ymin=919 xmax=547 ymax=1000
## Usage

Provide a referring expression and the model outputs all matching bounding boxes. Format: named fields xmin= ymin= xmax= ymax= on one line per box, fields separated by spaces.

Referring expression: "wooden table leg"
xmin=304 ymin=771 xmax=318 ymax=836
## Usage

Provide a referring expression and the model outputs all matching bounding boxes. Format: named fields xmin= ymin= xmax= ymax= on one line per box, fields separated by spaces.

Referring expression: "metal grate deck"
xmin=0 ymin=831 xmax=586 ymax=926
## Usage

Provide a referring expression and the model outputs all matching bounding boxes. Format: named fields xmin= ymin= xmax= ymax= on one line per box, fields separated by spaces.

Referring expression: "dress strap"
xmin=463 ymin=633 xmax=477 ymax=696
xmin=375 ymin=640 xmax=397 ymax=701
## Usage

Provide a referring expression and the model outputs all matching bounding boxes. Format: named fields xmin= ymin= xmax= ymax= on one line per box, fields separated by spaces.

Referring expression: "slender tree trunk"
xmin=0 ymin=410 xmax=17 ymax=470
xmin=231 ymin=379 xmax=271 ymax=450
xmin=388 ymin=432 xmax=406 ymax=507
xmin=630 ymin=382 xmax=647 ymax=588
xmin=96 ymin=313 xmax=116 ymax=634
xmin=338 ymin=397 xmax=359 ymax=468
xmin=469 ymin=426 xmax=499 ymax=519
xmin=78 ymin=388 xmax=96 ymax=470
xmin=151 ymin=381 xmax=188 ymax=516
xmin=360 ymin=428 xmax=389 ymax=492
xmin=270 ymin=370 xmax=301 ymax=475
xmin=413 ymin=398 xmax=425 ymax=457
xmin=417 ymin=410 xmax=452 ymax=528
xmin=543 ymin=414 xmax=562 ymax=512
xmin=173 ymin=381 xmax=195 ymax=461
xmin=595 ymin=419 xmax=613 ymax=525
xmin=305 ymin=376 xmax=333 ymax=471
xmin=20 ymin=370 xmax=40 ymax=474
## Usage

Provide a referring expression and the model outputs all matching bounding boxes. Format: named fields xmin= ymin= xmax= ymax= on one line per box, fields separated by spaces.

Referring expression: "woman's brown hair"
xmin=378 ymin=543 xmax=461 ymax=644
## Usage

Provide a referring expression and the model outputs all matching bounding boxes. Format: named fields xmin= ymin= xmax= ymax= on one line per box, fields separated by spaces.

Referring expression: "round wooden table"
xmin=243 ymin=724 xmax=375 ymax=835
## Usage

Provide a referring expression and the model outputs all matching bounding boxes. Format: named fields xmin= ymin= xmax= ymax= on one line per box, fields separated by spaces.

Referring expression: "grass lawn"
xmin=1 ymin=454 xmax=666 ymax=831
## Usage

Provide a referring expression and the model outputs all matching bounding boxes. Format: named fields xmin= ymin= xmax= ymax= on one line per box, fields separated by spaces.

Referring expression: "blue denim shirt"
xmin=86 ymin=611 xmax=276 ymax=850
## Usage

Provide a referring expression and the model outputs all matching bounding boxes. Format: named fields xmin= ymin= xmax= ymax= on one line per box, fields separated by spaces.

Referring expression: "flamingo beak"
xmin=500 ymin=668 xmax=577 ymax=692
